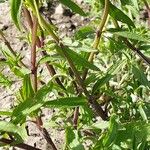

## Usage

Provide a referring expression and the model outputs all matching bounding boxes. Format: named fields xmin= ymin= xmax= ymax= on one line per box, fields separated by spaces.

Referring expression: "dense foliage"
xmin=0 ymin=0 xmax=150 ymax=149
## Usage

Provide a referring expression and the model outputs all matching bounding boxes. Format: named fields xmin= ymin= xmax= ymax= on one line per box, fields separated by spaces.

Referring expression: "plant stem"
xmin=0 ymin=138 xmax=41 ymax=150
xmin=28 ymin=7 xmax=58 ymax=150
xmin=82 ymin=0 xmax=109 ymax=80
xmin=59 ymin=44 xmax=108 ymax=120
xmin=31 ymin=16 xmax=38 ymax=92
xmin=40 ymin=31 xmax=66 ymax=90
xmin=32 ymin=5 xmax=108 ymax=120
xmin=24 ymin=7 xmax=65 ymax=90
xmin=73 ymin=107 xmax=79 ymax=129
xmin=72 ymin=0 xmax=110 ymax=125
xmin=113 ymin=19 xmax=150 ymax=66
xmin=40 ymin=128 xmax=57 ymax=150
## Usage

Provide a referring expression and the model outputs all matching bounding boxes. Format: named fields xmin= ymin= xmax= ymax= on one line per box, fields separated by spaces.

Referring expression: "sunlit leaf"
xmin=132 ymin=66 xmax=150 ymax=88
xmin=100 ymin=0 xmax=135 ymax=27
xmin=10 ymin=0 xmax=22 ymax=29
xmin=0 ymin=121 xmax=27 ymax=140
xmin=112 ymin=31 xmax=149 ymax=42
xmin=59 ymin=0 xmax=86 ymax=16
xmin=92 ymin=74 xmax=113 ymax=94
xmin=44 ymin=97 xmax=87 ymax=108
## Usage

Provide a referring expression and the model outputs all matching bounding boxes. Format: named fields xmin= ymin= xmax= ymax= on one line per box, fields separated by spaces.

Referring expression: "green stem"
xmin=93 ymin=0 xmax=110 ymax=49
xmin=82 ymin=0 xmax=109 ymax=80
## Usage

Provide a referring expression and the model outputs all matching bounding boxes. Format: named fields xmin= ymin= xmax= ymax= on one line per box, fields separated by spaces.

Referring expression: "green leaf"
xmin=109 ymin=2 xmax=135 ymax=27
xmin=65 ymin=127 xmax=75 ymax=149
xmin=92 ymin=74 xmax=113 ymax=94
xmin=57 ymin=46 xmax=100 ymax=71
xmin=112 ymin=31 xmax=149 ymax=42
xmin=10 ymin=0 xmax=22 ymax=29
xmin=100 ymin=0 xmax=135 ymax=27
xmin=38 ymin=55 xmax=52 ymax=65
xmin=107 ymin=59 xmax=126 ymax=75
xmin=44 ymin=97 xmax=87 ymax=108
xmin=59 ymin=0 xmax=86 ymax=16
xmin=103 ymin=115 xmax=118 ymax=147
xmin=120 ymin=0 xmax=131 ymax=5
xmin=21 ymin=74 xmax=34 ymax=100
xmin=132 ymin=66 xmax=150 ymax=88
xmin=75 ymin=26 xmax=94 ymax=40
xmin=12 ymin=82 xmax=53 ymax=124
xmin=65 ymin=127 xmax=85 ymax=150
xmin=138 ymin=104 xmax=148 ymax=122
xmin=0 ymin=121 xmax=27 ymax=140
xmin=0 ymin=73 xmax=12 ymax=87
xmin=0 ymin=110 xmax=12 ymax=116
xmin=115 ymin=121 xmax=150 ymax=148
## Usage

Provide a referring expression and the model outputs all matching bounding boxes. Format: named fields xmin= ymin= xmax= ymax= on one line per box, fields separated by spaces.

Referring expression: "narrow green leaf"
xmin=107 ymin=59 xmax=126 ymax=75
xmin=132 ymin=66 xmax=150 ymax=88
xmin=75 ymin=26 xmax=95 ymax=40
xmin=103 ymin=115 xmax=118 ymax=147
xmin=21 ymin=74 xmax=34 ymax=100
xmin=10 ymin=0 xmax=22 ymax=29
xmin=0 ymin=121 xmax=27 ymax=140
xmin=92 ymin=74 xmax=113 ymax=94
xmin=109 ymin=2 xmax=135 ymax=27
xmin=100 ymin=0 xmax=135 ymax=27
xmin=120 ymin=0 xmax=131 ymax=5
xmin=38 ymin=55 xmax=52 ymax=65
xmin=58 ymin=46 xmax=100 ymax=71
xmin=0 ymin=110 xmax=12 ymax=116
xmin=65 ymin=127 xmax=75 ymax=150
xmin=112 ymin=31 xmax=149 ymax=42
xmin=59 ymin=0 xmax=86 ymax=16
xmin=12 ymin=82 xmax=53 ymax=124
xmin=0 ymin=73 xmax=12 ymax=87
xmin=44 ymin=97 xmax=87 ymax=108
xmin=139 ymin=105 xmax=148 ymax=122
